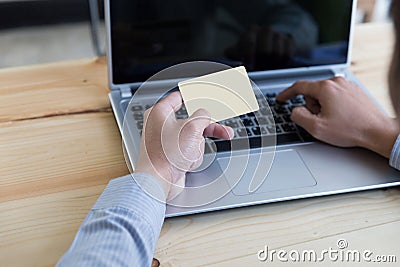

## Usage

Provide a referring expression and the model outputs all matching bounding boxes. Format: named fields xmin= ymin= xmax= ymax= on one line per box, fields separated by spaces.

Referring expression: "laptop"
xmin=106 ymin=0 xmax=400 ymax=217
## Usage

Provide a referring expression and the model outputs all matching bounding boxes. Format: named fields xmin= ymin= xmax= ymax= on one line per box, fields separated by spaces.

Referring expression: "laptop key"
xmin=276 ymin=100 xmax=289 ymax=106
xmin=265 ymin=92 xmax=276 ymax=98
xmin=267 ymin=125 xmax=276 ymax=134
xmin=281 ymin=123 xmax=296 ymax=133
xmin=260 ymin=107 xmax=271 ymax=116
xmin=176 ymin=114 xmax=188 ymax=119
xmin=277 ymin=133 xmax=302 ymax=145
xmin=252 ymin=127 xmax=261 ymax=136
xmin=291 ymin=96 xmax=305 ymax=105
xmin=131 ymin=105 xmax=143 ymax=111
xmin=282 ymin=114 xmax=292 ymax=123
xmin=267 ymin=98 xmax=276 ymax=106
xmin=223 ymin=119 xmax=240 ymax=128
xmin=214 ymin=140 xmax=232 ymax=152
xmin=255 ymin=116 xmax=269 ymax=125
xmin=246 ymin=127 xmax=254 ymax=136
xmin=133 ymin=112 xmax=143 ymax=121
xmin=176 ymin=108 xmax=187 ymax=116
xmin=260 ymin=126 xmax=268 ymax=135
xmin=246 ymin=112 xmax=256 ymax=118
xmin=267 ymin=116 xmax=275 ymax=124
xmin=259 ymin=98 xmax=269 ymax=107
xmin=273 ymin=115 xmax=283 ymax=124
xmin=236 ymin=128 xmax=247 ymax=137
xmin=274 ymin=106 xmax=289 ymax=115
xmin=297 ymin=126 xmax=315 ymax=142
xmin=243 ymin=118 xmax=254 ymax=127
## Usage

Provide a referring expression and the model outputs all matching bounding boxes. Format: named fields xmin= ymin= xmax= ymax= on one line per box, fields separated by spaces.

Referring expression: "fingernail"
xmin=228 ymin=127 xmax=235 ymax=139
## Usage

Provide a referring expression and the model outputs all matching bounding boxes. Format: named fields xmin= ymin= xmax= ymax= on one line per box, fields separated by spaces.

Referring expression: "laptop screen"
xmin=109 ymin=0 xmax=353 ymax=85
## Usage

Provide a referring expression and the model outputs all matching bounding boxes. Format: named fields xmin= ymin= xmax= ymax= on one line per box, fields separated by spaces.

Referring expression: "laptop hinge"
xmin=332 ymin=67 xmax=347 ymax=77
xmin=120 ymin=86 xmax=132 ymax=98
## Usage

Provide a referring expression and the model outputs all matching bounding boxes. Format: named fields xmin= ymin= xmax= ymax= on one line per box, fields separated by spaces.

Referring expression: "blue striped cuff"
xmin=93 ymin=174 xmax=166 ymax=230
xmin=389 ymin=134 xmax=400 ymax=170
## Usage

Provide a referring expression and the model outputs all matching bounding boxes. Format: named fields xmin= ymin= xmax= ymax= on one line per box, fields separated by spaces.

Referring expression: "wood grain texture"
xmin=351 ymin=23 xmax=395 ymax=116
xmin=1 ymin=23 xmax=400 ymax=267
xmin=0 ymin=57 xmax=109 ymax=123
xmin=0 ymin=112 xmax=129 ymax=202
xmin=1 ymin=185 xmax=105 ymax=267
xmin=156 ymin=189 xmax=400 ymax=266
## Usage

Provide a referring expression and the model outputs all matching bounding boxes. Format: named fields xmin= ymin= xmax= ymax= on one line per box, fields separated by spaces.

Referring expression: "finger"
xmin=203 ymin=124 xmax=234 ymax=140
xmin=291 ymin=106 xmax=320 ymax=136
xmin=157 ymin=91 xmax=183 ymax=112
xmin=304 ymin=96 xmax=321 ymax=114
xmin=276 ymin=81 xmax=320 ymax=102
xmin=185 ymin=108 xmax=212 ymax=132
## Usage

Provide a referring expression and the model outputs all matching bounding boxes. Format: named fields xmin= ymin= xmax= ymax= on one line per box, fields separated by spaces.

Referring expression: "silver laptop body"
xmin=106 ymin=0 xmax=400 ymax=217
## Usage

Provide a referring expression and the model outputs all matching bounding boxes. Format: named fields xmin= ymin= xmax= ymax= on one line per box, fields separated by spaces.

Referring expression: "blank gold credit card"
xmin=178 ymin=66 xmax=259 ymax=122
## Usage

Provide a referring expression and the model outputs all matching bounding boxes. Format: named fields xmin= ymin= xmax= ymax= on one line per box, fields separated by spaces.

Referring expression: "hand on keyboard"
xmin=276 ymin=76 xmax=399 ymax=158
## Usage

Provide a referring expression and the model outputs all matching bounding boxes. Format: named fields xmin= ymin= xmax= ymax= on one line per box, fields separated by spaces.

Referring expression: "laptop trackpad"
xmin=217 ymin=150 xmax=317 ymax=196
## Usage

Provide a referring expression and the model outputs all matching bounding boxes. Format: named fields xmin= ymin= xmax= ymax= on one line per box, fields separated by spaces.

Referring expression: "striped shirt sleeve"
xmin=389 ymin=134 xmax=400 ymax=170
xmin=56 ymin=173 xmax=166 ymax=267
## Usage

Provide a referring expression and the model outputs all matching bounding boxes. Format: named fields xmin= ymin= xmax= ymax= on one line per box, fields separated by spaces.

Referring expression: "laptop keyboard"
xmin=129 ymin=92 xmax=314 ymax=153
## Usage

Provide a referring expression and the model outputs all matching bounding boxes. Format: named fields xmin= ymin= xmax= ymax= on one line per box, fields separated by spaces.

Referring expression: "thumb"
xmin=291 ymin=106 xmax=319 ymax=135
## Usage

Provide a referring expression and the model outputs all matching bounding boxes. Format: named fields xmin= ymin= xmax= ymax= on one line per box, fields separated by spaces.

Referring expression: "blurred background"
xmin=0 ymin=0 xmax=392 ymax=69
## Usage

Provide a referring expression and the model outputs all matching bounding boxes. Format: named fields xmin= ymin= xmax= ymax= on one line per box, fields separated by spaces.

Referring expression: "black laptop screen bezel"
xmin=107 ymin=0 xmax=355 ymax=88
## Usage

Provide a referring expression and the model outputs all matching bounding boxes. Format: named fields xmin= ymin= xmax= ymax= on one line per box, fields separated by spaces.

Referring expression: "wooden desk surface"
xmin=1 ymin=23 xmax=400 ymax=267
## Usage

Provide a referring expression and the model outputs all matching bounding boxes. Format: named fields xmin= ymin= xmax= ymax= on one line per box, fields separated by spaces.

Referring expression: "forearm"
xmin=57 ymin=174 xmax=166 ymax=266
